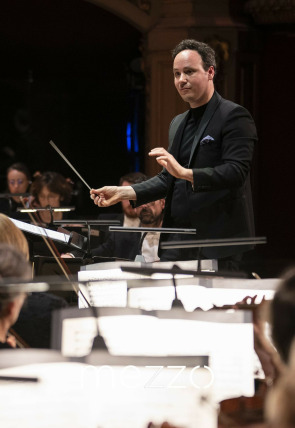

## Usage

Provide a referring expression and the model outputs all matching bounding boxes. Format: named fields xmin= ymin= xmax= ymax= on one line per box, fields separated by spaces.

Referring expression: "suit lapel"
xmin=188 ymin=91 xmax=221 ymax=166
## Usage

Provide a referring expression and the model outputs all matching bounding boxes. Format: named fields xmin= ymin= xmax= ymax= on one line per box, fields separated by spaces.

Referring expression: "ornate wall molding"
xmin=245 ymin=0 xmax=295 ymax=24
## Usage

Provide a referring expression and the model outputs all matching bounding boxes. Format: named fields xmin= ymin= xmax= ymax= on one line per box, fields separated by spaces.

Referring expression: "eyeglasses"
xmin=8 ymin=179 xmax=26 ymax=186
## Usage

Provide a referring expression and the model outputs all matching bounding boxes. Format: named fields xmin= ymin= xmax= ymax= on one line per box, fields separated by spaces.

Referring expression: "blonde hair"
xmin=0 ymin=214 xmax=29 ymax=260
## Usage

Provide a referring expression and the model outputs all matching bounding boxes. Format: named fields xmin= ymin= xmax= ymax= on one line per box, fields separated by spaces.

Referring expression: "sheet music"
xmin=78 ymin=281 xmax=127 ymax=309
xmin=62 ymin=317 xmax=98 ymax=357
xmin=59 ymin=309 xmax=254 ymax=402
xmin=79 ymin=268 xmax=144 ymax=281
xmin=96 ymin=315 xmax=254 ymax=401
xmin=10 ymin=217 xmax=70 ymax=244
xmin=77 ymin=275 xmax=276 ymax=311
xmin=127 ymin=283 xmax=274 ymax=311
xmin=0 ymin=361 xmax=216 ymax=428
xmin=80 ymin=259 xmax=217 ymax=272
xmin=78 ymin=269 xmax=194 ymax=282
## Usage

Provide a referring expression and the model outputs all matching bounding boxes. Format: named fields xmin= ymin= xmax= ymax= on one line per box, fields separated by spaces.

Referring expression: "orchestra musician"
xmin=0 ymin=213 xmax=30 ymax=259
xmin=0 ymin=244 xmax=31 ymax=349
xmin=91 ymin=198 xmax=165 ymax=262
xmin=30 ymin=171 xmax=73 ymax=225
xmin=0 ymin=162 xmax=32 ymax=216
xmin=0 ymin=213 xmax=68 ymax=348
xmin=95 ymin=171 xmax=148 ymax=247
xmin=90 ymin=39 xmax=257 ymax=270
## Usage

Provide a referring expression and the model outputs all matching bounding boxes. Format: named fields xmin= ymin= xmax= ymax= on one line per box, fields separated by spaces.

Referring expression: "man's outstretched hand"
xmin=90 ymin=186 xmax=136 ymax=207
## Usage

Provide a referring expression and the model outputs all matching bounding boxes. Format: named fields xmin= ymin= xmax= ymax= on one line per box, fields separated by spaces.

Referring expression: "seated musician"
xmin=265 ymin=340 xmax=295 ymax=428
xmin=0 ymin=244 xmax=31 ymax=349
xmin=252 ymin=268 xmax=295 ymax=384
xmin=64 ymin=197 xmax=165 ymax=262
xmin=0 ymin=213 xmax=68 ymax=347
xmin=96 ymin=171 xmax=148 ymax=246
xmin=218 ymin=269 xmax=295 ymax=428
xmin=26 ymin=171 xmax=78 ymax=258
xmin=0 ymin=162 xmax=32 ymax=217
xmin=30 ymin=171 xmax=73 ymax=225
xmin=92 ymin=198 xmax=165 ymax=262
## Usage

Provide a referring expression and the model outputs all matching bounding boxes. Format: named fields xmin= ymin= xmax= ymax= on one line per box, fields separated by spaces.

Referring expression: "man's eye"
xmin=186 ymin=70 xmax=192 ymax=75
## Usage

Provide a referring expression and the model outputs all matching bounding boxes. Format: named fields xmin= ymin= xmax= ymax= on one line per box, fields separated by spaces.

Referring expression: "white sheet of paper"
xmin=10 ymin=217 xmax=70 ymax=243
xmin=60 ymin=311 xmax=254 ymax=401
xmin=0 ymin=362 xmax=217 ymax=428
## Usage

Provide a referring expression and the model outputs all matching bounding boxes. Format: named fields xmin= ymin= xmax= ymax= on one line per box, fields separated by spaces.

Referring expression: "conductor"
xmin=91 ymin=39 xmax=257 ymax=268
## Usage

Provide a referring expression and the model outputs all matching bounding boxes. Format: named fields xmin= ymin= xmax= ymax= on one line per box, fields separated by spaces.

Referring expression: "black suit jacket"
xmin=91 ymin=230 xmax=141 ymax=260
xmin=132 ymin=92 xmax=257 ymax=259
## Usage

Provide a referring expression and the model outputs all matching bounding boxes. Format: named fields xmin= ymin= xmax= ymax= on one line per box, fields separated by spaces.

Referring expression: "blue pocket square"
xmin=200 ymin=135 xmax=215 ymax=145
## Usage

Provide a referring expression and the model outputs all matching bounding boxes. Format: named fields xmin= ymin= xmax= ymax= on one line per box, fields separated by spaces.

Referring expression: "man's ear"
xmin=160 ymin=199 xmax=165 ymax=210
xmin=208 ymin=65 xmax=215 ymax=80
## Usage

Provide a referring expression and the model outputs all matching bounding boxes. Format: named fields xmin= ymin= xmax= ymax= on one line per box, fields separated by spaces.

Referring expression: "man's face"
xmin=120 ymin=180 xmax=138 ymax=218
xmin=136 ymin=199 xmax=165 ymax=227
xmin=173 ymin=49 xmax=214 ymax=108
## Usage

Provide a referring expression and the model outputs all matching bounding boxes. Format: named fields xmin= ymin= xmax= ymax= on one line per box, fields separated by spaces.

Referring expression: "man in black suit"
xmin=90 ymin=39 xmax=257 ymax=267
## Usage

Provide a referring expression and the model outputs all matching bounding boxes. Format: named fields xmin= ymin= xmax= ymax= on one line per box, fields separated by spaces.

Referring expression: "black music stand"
xmin=10 ymin=217 xmax=87 ymax=252
xmin=0 ymin=192 xmax=30 ymax=199
xmin=109 ymin=226 xmax=197 ymax=262
xmin=17 ymin=206 xmax=75 ymax=225
xmin=160 ymin=236 xmax=267 ymax=273
xmin=0 ymin=192 xmax=31 ymax=217
xmin=54 ymin=219 xmax=121 ymax=257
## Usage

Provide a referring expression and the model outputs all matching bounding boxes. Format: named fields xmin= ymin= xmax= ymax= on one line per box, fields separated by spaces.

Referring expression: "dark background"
xmin=0 ymin=0 xmax=144 ymax=215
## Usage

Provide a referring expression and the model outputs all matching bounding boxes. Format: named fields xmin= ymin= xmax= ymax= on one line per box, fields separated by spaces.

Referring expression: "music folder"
xmin=10 ymin=217 xmax=87 ymax=251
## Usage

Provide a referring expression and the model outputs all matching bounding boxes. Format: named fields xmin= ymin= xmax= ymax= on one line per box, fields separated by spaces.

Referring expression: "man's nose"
xmin=179 ymin=73 xmax=187 ymax=83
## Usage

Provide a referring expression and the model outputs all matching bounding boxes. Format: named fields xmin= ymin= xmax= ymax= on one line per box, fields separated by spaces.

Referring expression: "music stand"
xmin=18 ymin=206 xmax=75 ymax=225
xmin=160 ymin=236 xmax=267 ymax=272
xmin=10 ymin=217 xmax=87 ymax=252
xmin=109 ymin=226 xmax=197 ymax=262
xmin=0 ymin=192 xmax=30 ymax=199
xmin=54 ymin=219 xmax=121 ymax=257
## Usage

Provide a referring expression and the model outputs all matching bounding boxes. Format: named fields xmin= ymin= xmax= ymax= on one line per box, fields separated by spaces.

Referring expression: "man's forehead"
xmin=173 ymin=49 xmax=202 ymax=69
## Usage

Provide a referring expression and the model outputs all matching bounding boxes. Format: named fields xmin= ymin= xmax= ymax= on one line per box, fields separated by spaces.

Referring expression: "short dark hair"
xmin=271 ymin=268 xmax=295 ymax=363
xmin=171 ymin=39 xmax=216 ymax=72
xmin=119 ymin=172 xmax=148 ymax=186
xmin=31 ymin=171 xmax=73 ymax=205
xmin=7 ymin=162 xmax=31 ymax=182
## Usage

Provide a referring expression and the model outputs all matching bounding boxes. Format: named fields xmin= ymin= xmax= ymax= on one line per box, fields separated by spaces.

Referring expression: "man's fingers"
xmin=149 ymin=147 xmax=168 ymax=156
xmin=90 ymin=187 xmax=104 ymax=196
xmin=93 ymin=194 xmax=118 ymax=207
